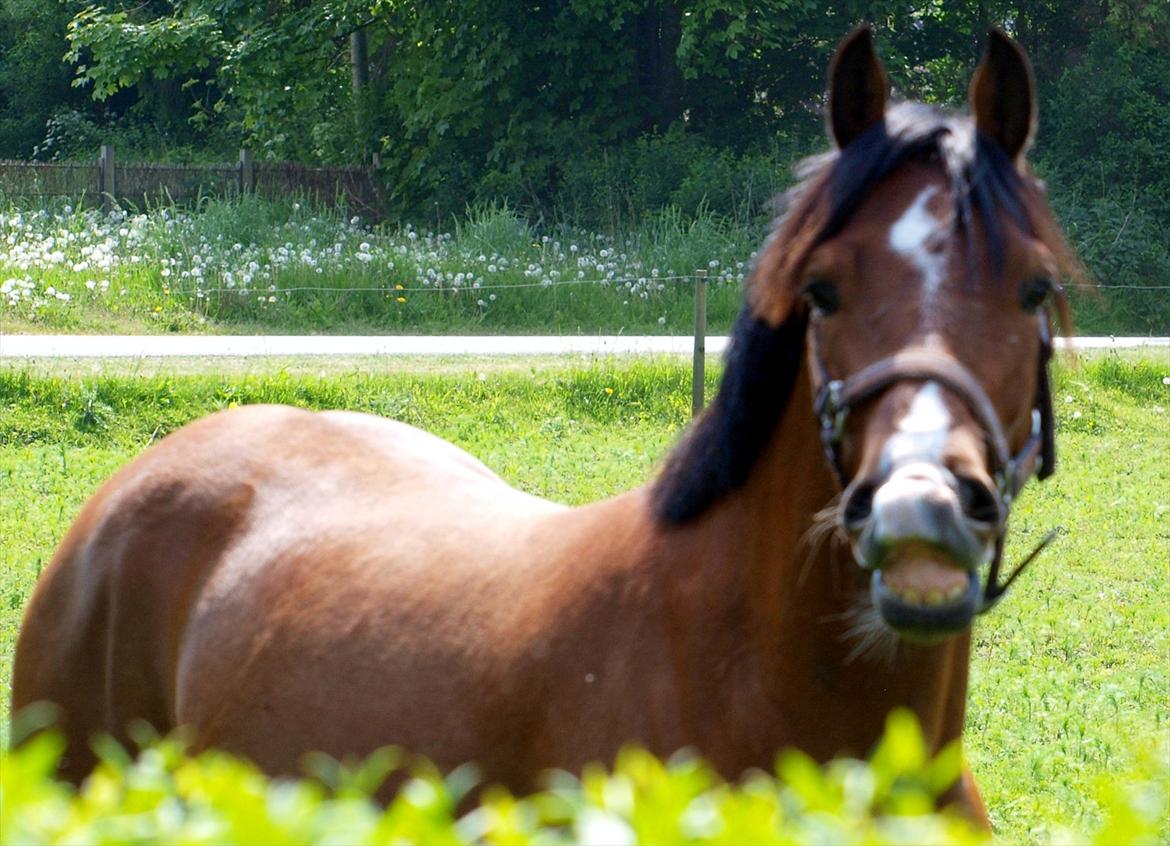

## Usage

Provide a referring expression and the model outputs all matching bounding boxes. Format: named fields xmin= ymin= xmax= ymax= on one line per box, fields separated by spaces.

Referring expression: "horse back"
xmin=11 ymin=404 xmax=563 ymax=778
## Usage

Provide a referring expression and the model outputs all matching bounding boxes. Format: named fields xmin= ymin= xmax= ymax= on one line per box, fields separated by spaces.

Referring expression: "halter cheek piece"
xmin=812 ymin=319 xmax=1058 ymax=613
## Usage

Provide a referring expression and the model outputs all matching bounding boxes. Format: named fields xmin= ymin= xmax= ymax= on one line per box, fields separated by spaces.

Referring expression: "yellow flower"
xmin=396 ymin=296 xmax=407 ymax=304
xmin=395 ymin=284 xmax=404 ymax=290
xmin=604 ymin=387 xmax=614 ymax=396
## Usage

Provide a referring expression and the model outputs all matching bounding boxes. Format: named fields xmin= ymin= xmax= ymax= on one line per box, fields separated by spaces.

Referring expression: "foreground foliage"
xmin=2 ymin=709 xmax=1165 ymax=846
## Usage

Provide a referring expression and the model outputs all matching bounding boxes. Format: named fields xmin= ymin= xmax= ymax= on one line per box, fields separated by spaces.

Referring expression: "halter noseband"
xmin=812 ymin=321 xmax=1057 ymax=613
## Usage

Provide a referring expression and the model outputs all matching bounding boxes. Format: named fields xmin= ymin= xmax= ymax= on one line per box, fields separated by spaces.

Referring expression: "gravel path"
xmin=1 ymin=334 xmax=1166 ymax=359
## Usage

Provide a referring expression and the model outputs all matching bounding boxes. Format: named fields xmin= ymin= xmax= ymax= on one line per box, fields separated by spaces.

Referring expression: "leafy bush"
xmin=1048 ymin=187 xmax=1170 ymax=336
xmin=3 ymin=709 xmax=1166 ymax=845
xmin=553 ymin=129 xmax=812 ymax=232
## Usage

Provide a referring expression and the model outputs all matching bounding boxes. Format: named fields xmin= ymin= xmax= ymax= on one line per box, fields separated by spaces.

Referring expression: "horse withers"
xmin=13 ymin=27 xmax=1079 ymax=825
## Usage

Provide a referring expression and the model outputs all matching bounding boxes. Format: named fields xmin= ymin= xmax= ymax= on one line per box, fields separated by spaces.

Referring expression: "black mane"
xmin=651 ymin=306 xmax=807 ymax=525
xmin=651 ymin=103 xmax=1038 ymax=526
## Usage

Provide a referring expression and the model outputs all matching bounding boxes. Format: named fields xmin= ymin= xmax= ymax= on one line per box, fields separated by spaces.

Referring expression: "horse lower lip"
xmin=871 ymin=569 xmax=979 ymax=636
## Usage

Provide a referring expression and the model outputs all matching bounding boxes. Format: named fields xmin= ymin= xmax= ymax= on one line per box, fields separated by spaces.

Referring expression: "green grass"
xmin=1 ymin=353 xmax=1167 ymax=843
xmin=0 ymin=198 xmax=755 ymax=336
xmin=1 ymin=196 xmax=1165 ymax=336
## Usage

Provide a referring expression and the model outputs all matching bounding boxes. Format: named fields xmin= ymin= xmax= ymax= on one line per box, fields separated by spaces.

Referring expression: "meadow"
xmin=1 ymin=352 xmax=1167 ymax=843
xmin=0 ymin=199 xmax=752 ymax=336
xmin=1 ymin=197 xmax=1164 ymax=337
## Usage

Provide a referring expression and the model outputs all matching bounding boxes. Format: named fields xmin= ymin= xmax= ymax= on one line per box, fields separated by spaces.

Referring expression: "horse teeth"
xmin=899 ymin=588 xmax=922 ymax=604
xmin=945 ymin=583 xmax=966 ymax=601
xmin=925 ymin=589 xmax=946 ymax=606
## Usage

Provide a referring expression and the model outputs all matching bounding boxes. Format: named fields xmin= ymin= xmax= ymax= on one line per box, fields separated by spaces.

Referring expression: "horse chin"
xmin=869 ymin=550 xmax=980 ymax=642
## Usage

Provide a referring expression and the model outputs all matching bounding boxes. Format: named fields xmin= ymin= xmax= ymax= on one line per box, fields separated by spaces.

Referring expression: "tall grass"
xmin=0 ymin=195 xmax=1165 ymax=335
xmin=0 ymin=197 xmax=752 ymax=334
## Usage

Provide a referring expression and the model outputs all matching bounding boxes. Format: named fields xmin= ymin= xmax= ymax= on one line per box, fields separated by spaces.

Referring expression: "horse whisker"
xmin=835 ymin=592 xmax=901 ymax=667
xmin=797 ymin=499 xmax=844 ymax=588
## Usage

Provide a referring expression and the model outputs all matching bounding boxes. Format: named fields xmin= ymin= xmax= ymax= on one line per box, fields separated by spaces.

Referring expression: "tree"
xmin=30 ymin=0 xmax=1170 ymax=227
xmin=0 ymin=0 xmax=89 ymax=157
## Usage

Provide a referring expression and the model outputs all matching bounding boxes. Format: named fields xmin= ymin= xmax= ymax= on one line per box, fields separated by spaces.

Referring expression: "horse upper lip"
xmin=849 ymin=463 xmax=994 ymax=571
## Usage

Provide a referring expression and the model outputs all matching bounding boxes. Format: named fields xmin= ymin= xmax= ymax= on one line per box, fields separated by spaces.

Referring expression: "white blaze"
xmin=889 ymin=186 xmax=947 ymax=308
xmin=892 ymin=382 xmax=951 ymax=462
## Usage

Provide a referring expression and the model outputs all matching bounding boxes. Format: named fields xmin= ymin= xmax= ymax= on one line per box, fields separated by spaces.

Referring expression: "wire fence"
xmin=161 ymin=276 xmax=1168 ymax=299
xmin=166 ymin=274 xmax=716 ymax=298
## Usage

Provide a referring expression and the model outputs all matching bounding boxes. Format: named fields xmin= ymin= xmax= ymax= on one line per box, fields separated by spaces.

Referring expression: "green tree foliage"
xmin=62 ymin=0 xmax=369 ymax=161
xmin=3 ymin=1 xmax=1167 ymax=254
xmin=0 ymin=0 xmax=88 ymax=158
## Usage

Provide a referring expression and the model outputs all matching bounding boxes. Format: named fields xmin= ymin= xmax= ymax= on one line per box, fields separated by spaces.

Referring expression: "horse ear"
xmin=969 ymin=29 xmax=1036 ymax=161
xmin=828 ymin=25 xmax=889 ymax=149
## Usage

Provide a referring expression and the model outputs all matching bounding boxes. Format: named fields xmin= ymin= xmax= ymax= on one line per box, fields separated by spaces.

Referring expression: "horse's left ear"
xmin=969 ymin=29 xmax=1037 ymax=161
xmin=828 ymin=25 xmax=889 ymax=149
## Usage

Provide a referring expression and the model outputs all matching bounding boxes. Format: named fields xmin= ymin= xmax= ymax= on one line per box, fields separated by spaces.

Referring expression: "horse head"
xmin=656 ymin=27 xmax=1080 ymax=643
xmin=795 ymin=28 xmax=1078 ymax=640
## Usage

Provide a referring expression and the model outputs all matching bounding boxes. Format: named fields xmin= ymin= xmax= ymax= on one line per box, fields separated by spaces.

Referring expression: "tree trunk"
xmin=656 ymin=3 xmax=683 ymax=128
xmin=351 ymin=28 xmax=370 ymax=155
xmin=635 ymin=3 xmax=683 ymax=132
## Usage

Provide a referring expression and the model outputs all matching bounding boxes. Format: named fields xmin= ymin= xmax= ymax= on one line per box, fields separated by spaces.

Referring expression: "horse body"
xmin=14 ymin=366 xmax=975 ymax=805
xmin=14 ymin=27 xmax=1082 ymax=826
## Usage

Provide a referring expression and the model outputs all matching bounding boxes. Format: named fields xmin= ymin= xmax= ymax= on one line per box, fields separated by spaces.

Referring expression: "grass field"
xmin=1 ymin=352 xmax=1167 ymax=842
xmin=0 ymin=199 xmax=753 ymax=336
xmin=2 ymin=197 xmax=1165 ymax=336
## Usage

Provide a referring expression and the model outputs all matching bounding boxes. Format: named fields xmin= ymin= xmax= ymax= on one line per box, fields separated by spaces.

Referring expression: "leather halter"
xmin=812 ymin=318 xmax=1058 ymax=613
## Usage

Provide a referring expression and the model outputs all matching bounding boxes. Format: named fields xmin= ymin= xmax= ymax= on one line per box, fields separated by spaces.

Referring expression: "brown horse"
xmin=13 ymin=27 xmax=1078 ymax=825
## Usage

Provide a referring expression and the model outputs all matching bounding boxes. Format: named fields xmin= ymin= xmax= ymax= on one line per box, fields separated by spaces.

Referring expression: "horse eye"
xmin=802 ymin=279 xmax=841 ymax=315
xmin=1020 ymin=278 xmax=1053 ymax=313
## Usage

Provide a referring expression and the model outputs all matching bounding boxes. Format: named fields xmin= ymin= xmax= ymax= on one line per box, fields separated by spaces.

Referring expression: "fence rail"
xmin=0 ymin=149 xmax=380 ymax=216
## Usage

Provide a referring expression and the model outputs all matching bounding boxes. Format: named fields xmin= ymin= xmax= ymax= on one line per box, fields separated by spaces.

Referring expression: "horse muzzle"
xmin=841 ymin=461 xmax=1001 ymax=640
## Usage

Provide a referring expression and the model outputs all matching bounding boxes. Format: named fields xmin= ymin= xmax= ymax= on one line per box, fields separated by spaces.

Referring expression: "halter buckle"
xmin=819 ymin=379 xmax=847 ymax=440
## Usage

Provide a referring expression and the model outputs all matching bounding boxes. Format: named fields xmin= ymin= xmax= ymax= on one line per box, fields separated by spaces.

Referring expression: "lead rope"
xmin=979 ymin=527 xmax=1061 ymax=612
xmin=979 ymin=317 xmax=1060 ymax=611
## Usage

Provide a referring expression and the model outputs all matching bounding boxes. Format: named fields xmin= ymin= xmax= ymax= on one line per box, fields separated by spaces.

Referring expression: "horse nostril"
xmin=957 ymin=475 xmax=1002 ymax=525
xmin=841 ymin=480 xmax=877 ymax=531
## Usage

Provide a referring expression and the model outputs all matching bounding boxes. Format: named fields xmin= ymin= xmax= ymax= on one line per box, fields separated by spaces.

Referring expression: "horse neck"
xmin=658 ymin=358 xmax=972 ymax=763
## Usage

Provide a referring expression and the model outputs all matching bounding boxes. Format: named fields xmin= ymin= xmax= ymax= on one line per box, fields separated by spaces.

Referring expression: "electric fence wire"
xmin=165 ymin=274 xmax=1170 ymax=299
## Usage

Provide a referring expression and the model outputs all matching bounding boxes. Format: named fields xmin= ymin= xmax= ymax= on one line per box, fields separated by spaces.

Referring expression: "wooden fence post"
xmin=692 ymin=269 xmax=708 ymax=417
xmin=238 ymin=149 xmax=254 ymax=195
xmin=99 ymin=145 xmax=116 ymax=211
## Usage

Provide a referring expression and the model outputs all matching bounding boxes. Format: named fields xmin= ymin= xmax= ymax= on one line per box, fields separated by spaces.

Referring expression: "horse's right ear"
xmin=969 ymin=28 xmax=1036 ymax=162
xmin=828 ymin=25 xmax=889 ymax=149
